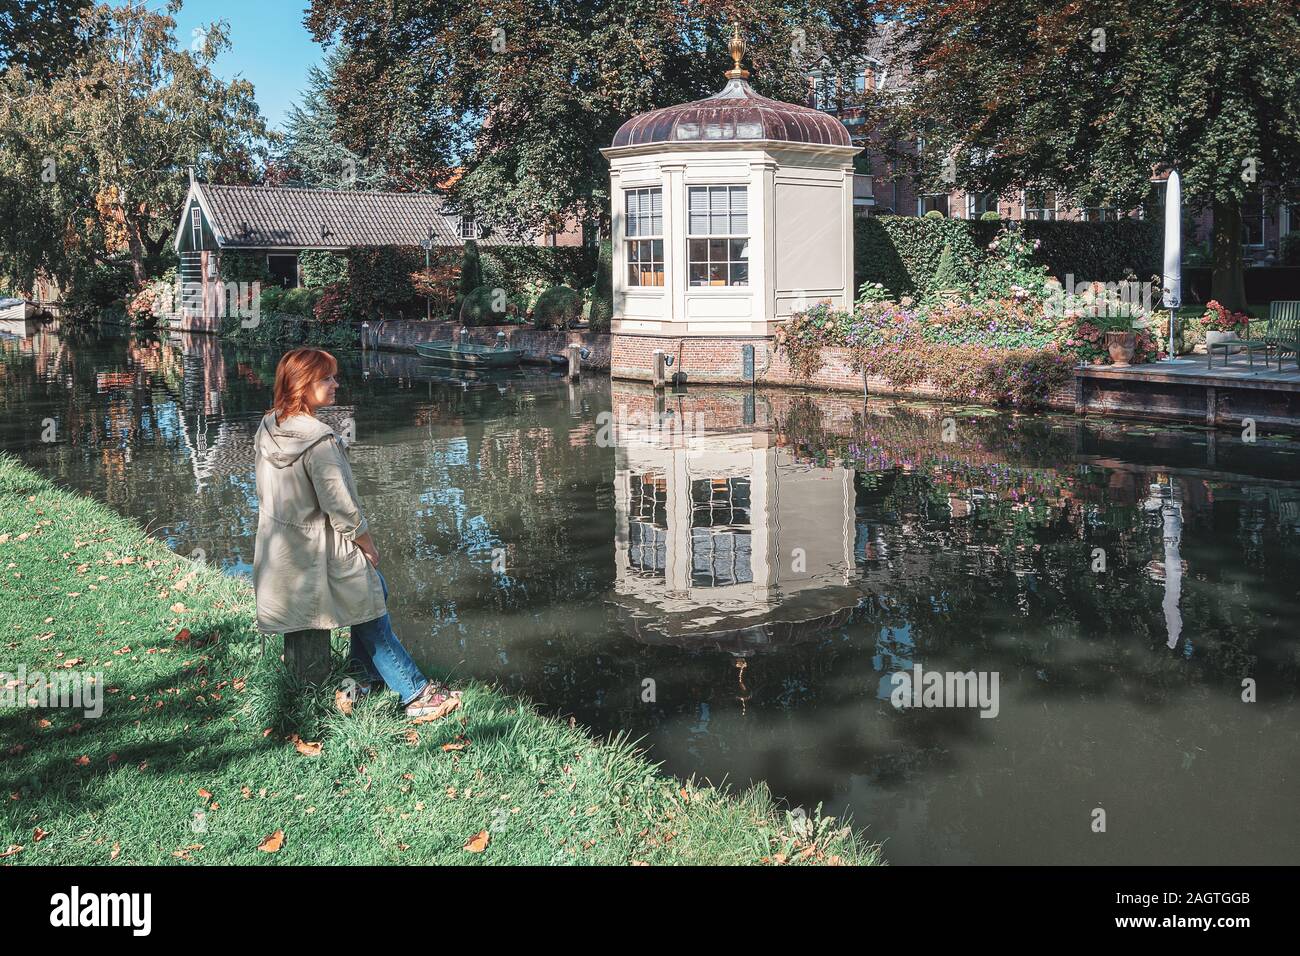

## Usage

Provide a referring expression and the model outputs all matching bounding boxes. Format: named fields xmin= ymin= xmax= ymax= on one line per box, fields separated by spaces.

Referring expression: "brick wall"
xmin=611 ymin=333 xmax=1077 ymax=410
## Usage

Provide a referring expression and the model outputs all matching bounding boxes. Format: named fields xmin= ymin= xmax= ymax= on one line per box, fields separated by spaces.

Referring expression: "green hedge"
xmin=479 ymin=245 xmax=596 ymax=297
xmin=854 ymin=217 xmax=1162 ymax=299
xmin=299 ymin=250 xmax=348 ymax=288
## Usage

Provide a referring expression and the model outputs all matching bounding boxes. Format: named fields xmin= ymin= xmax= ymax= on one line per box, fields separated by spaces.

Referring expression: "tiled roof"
xmin=611 ymin=77 xmax=852 ymax=149
xmin=198 ymin=184 xmax=465 ymax=250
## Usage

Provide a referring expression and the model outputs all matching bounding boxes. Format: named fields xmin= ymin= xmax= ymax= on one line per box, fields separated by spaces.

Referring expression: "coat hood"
xmin=254 ymin=413 xmax=337 ymax=469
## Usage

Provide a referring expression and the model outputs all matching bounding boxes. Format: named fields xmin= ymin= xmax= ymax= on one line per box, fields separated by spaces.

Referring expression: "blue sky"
xmin=154 ymin=0 xmax=327 ymax=131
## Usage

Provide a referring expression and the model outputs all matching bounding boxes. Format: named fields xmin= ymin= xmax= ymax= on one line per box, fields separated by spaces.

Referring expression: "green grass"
xmin=0 ymin=454 xmax=881 ymax=866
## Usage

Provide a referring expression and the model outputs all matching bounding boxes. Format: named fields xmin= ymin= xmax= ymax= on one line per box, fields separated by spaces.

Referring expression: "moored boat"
xmin=414 ymin=339 xmax=523 ymax=368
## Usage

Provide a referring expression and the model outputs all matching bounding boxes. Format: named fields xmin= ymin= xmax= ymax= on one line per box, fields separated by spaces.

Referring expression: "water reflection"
xmin=612 ymin=398 xmax=861 ymax=651
xmin=2 ymin=328 xmax=1298 ymax=864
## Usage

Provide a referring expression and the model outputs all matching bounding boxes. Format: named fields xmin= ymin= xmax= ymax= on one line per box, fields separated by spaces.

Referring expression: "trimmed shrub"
xmin=345 ymin=246 xmax=421 ymax=318
xmin=923 ymin=209 xmax=945 ymax=219
xmin=533 ymin=285 xmax=582 ymax=330
xmin=299 ymin=250 xmax=348 ymax=288
xmin=460 ymin=284 xmax=508 ymax=326
xmin=588 ymin=239 xmax=613 ymax=331
xmin=479 ymin=245 xmax=596 ymax=300
xmin=459 ymin=240 xmax=482 ymax=303
xmin=979 ymin=211 xmax=1001 ymax=221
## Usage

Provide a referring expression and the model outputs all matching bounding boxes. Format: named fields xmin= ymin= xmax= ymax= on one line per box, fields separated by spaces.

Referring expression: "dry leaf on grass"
xmin=0 ymin=846 xmax=21 ymax=858
xmin=197 ymin=788 xmax=212 ymax=800
xmin=463 ymin=830 xmax=490 ymax=853
xmin=32 ymin=827 xmax=48 ymax=842
xmin=257 ymin=830 xmax=284 ymax=853
xmin=110 ymin=843 xmax=120 ymax=860
xmin=288 ymin=734 xmax=322 ymax=757
xmin=334 ymin=689 xmax=353 ymax=715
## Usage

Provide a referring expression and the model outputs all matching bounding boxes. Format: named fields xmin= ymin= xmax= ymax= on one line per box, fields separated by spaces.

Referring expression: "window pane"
xmin=689 ymin=238 xmax=707 ymax=261
xmin=651 ymin=239 xmax=663 ymax=260
xmin=730 ymin=238 xmax=748 ymax=260
xmin=689 ymin=263 xmax=708 ymax=285
xmin=709 ymin=263 xmax=726 ymax=284
xmin=708 ymin=238 xmax=726 ymax=260
xmin=627 ymin=264 xmax=640 ymax=286
xmin=711 ymin=211 xmax=729 ymax=233
xmin=627 ymin=241 xmax=641 ymax=263
xmin=730 ymin=262 xmax=749 ymax=286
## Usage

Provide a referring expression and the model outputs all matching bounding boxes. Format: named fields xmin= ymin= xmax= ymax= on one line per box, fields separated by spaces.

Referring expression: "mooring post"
xmin=283 ymin=629 xmax=331 ymax=685
xmin=566 ymin=343 xmax=581 ymax=380
xmin=652 ymin=349 xmax=666 ymax=388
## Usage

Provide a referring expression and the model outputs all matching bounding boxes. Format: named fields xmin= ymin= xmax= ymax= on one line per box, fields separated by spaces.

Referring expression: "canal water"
xmin=2 ymin=327 xmax=1297 ymax=865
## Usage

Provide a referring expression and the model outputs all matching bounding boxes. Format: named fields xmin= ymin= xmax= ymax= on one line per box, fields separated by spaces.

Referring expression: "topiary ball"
xmin=533 ymin=285 xmax=582 ymax=330
xmin=460 ymin=285 xmax=508 ymax=326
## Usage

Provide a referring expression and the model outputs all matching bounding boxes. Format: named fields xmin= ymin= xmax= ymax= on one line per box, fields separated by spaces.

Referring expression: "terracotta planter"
xmin=1205 ymin=329 xmax=1243 ymax=354
xmin=1106 ymin=330 xmax=1136 ymax=366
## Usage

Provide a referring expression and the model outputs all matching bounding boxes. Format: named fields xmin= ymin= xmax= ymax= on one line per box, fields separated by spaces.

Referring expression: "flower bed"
xmin=775 ymin=226 xmax=1163 ymax=408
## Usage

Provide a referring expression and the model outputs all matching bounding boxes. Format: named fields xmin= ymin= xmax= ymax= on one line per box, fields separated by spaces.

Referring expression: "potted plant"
xmin=1200 ymin=300 xmax=1250 ymax=354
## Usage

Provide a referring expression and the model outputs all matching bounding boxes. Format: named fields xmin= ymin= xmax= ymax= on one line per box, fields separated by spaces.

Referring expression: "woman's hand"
xmin=354 ymin=531 xmax=381 ymax=568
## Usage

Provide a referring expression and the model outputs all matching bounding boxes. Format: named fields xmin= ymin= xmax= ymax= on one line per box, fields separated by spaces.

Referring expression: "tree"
xmin=0 ymin=0 xmax=96 ymax=82
xmin=275 ymin=45 xmax=393 ymax=190
xmin=878 ymin=0 xmax=1300 ymax=310
xmin=304 ymin=0 xmax=885 ymax=237
xmin=0 ymin=1 xmax=271 ymax=290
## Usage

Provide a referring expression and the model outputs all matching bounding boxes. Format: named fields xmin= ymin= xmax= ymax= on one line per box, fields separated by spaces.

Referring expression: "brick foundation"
xmin=611 ymin=332 xmax=1077 ymax=410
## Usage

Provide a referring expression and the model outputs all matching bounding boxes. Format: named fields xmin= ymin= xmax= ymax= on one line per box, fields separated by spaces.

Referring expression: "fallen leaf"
xmin=73 ymin=755 xmax=90 ymax=766
xmin=110 ymin=843 xmax=120 ymax=860
xmin=32 ymin=827 xmax=48 ymax=842
xmin=404 ymin=730 xmax=420 ymax=746
xmin=289 ymin=734 xmax=322 ymax=757
xmin=463 ymin=830 xmax=490 ymax=853
xmin=257 ymin=830 xmax=284 ymax=853
xmin=333 ymin=690 xmax=353 ymax=715
xmin=0 ymin=846 xmax=21 ymax=858
xmin=197 ymin=788 xmax=212 ymax=800
xmin=173 ymin=628 xmax=191 ymax=643
xmin=169 ymin=602 xmax=188 ymax=614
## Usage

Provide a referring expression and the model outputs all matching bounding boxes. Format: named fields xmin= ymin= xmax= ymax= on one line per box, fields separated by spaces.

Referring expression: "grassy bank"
xmin=0 ymin=455 xmax=880 ymax=865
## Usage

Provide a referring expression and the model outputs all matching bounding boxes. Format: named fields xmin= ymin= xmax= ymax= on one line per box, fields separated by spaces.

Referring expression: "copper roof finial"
xmin=725 ymin=22 xmax=749 ymax=80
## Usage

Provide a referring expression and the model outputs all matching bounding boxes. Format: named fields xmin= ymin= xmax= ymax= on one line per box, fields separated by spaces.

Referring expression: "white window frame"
xmin=918 ymin=193 xmax=949 ymax=217
xmin=687 ymin=185 xmax=750 ymax=288
xmin=966 ymin=193 xmax=997 ymax=219
xmin=459 ymin=215 xmax=479 ymax=240
xmin=1022 ymin=188 xmax=1059 ymax=221
xmin=624 ymin=187 xmax=664 ymax=288
xmin=190 ymin=207 xmax=202 ymax=248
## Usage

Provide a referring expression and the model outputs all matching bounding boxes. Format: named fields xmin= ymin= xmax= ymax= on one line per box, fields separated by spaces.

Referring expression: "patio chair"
xmin=1205 ymin=300 xmax=1299 ymax=371
xmin=1263 ymin=301 xmax=1300 ymax=371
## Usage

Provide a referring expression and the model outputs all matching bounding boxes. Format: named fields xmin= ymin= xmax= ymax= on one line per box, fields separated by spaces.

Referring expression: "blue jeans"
xmin=349 ymin=570 xmax=429 ymax=706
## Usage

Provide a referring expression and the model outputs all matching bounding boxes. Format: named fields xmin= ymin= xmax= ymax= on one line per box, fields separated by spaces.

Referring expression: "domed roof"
xmin=611 ymin=76 xmax=852 ymax=149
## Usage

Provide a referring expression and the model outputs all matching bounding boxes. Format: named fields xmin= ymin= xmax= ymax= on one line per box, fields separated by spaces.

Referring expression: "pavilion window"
xmin=190 ymin=207 xmax=202 ymax=248
xmin=687 ymin=185 xmax=749 ymax=287
xmin=1024 ymin=189 xmax=1058 ymax=221
xmin=624 ymin=188 xmax=664 ymax=287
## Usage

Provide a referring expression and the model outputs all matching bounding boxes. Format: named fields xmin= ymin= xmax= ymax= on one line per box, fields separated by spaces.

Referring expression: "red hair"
xmin=271 ymin=348 xmax=338 ymax=423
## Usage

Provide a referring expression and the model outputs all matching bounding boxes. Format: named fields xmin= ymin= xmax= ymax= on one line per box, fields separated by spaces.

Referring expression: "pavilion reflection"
xmin=611 ymin=386 xmax=863 ymax=653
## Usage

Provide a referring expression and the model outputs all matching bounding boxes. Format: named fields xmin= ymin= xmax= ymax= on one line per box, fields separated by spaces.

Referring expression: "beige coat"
xmin=252 ymin=412 xmax=386 ymax=634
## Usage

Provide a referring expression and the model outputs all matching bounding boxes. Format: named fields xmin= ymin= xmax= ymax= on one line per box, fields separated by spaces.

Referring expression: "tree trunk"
xmin=1210 ymin=197 xmax=1247 ymax=310
xmin=126 ymin=222 xmax=148 ymax=287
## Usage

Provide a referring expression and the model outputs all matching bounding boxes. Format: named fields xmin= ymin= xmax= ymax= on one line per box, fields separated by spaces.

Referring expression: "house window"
xmin=967 ymin=193 xmax=997 ymax=218
xmin=809 ymin=75 xmax=837 ymax=111
xmin=689 ymin=477 xmax=753 ymax=587
xmin=1241 ymin=191 xmax=1265 ymax=248
xmin=1083 ymin=205 xmax=1119 ymax=222
xmin=919 ymin=193 xmax=949 ymax=217
xmin=460 ymin=215 xmax=478 ymax=240
xmin=688 ymin=186 xmax=749 ymax=286
xmin=267 ymin=254 xmax=299 ymax=289
xmin=624 ymin=187 xmax=664 ymax=287
xmin=190 ymin=207 xmax=202 ymax=248
xmin=628 ymin=473 xmax=668 ymax=577
xmin=1024 ymin=189 xmax=1058 ymax=220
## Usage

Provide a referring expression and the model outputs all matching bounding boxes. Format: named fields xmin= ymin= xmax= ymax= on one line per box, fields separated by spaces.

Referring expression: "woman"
xmin=252 ymin=347 xmax=449 ymax=717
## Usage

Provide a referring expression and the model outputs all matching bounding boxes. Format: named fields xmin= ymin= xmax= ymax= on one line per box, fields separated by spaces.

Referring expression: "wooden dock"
xmin=1075 ymin=355 xmax=1300 ymax=432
